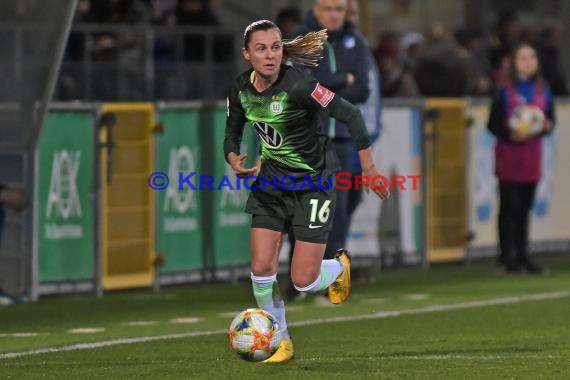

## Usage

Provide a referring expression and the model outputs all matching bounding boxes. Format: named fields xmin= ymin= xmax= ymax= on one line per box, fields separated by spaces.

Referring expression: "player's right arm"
xmin=223 ymin=80 xmax=257 ymax=178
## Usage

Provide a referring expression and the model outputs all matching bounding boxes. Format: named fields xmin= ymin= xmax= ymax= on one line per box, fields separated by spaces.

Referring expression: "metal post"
xmin=420 ymin=102 xmax=430 ymax=270
xmin=25 ymin=0 xmax=78 ymax=150
xmin=29 ymin=148 xmax=39 ymax=301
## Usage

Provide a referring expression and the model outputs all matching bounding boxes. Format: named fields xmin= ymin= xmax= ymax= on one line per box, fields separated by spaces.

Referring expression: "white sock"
xmin=293 ymin=259 xmax=344 ymax=293
xmin=251 ymin=273 xmax=290 ymax=340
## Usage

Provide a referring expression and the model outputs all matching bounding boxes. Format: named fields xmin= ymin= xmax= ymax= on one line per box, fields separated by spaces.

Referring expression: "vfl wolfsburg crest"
xmin=270 ymin=101 xmax=283 ymax=115
xmin=253 ymin=121 xmax=283 ymax=149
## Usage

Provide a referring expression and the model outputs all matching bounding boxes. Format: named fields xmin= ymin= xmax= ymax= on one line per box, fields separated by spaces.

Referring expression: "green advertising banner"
xmin=156 ymin=110 xmax=203 ymax=272
xmin=36 ymin=111 xmax=95 ymax=282
xmin=211 ymin=109 xmax=255 ymax=267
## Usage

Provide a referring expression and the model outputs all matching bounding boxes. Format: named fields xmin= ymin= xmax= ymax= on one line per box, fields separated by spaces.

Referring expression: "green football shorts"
xmin=245 ymin=177 xmax=337 ymax=244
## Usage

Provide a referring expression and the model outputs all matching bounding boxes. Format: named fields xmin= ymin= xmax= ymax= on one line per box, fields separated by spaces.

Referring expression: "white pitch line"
xmin=403 ymin=293 xmax=430 ymax=301
xmin=1 ymin=290 xmax=568 ymax=360
xmin=67 ymin=328 xmax=105 ymax=334
xmin=124 ymin=321 xmax=158 ymax=327
xmin=0 ymin=333 xmax=47 ymax=338
xmin=169 ymin=318 xmax=203 ymax=324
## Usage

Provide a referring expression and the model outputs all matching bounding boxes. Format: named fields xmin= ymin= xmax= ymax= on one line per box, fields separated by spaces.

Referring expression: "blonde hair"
xmin=283 ymin=29 xmax=328 ymax=68
xmin=243 ymin=20 xmax=327 ymax=68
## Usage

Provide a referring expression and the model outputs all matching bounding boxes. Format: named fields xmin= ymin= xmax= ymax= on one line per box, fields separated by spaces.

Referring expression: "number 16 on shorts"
xmin=308 ymin=198 xmax=331 ymax=228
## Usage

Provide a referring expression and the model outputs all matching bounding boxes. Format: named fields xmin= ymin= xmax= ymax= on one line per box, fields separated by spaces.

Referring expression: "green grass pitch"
xmin=1 ymin=255 xmax=569 ymax=379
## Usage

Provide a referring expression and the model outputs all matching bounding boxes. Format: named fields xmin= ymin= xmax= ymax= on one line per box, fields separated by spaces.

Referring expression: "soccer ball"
xmin=508 ymin=105 xmax=545 ymax=136
xmin=228 ymin=308 xmax=281 ymax=362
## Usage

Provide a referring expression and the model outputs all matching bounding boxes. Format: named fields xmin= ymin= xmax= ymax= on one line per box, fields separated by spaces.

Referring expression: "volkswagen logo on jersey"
xmin=270 ymin=101 xmax=283 ymax=115
xmin=253 ymin=122 xmax=283 ymax=149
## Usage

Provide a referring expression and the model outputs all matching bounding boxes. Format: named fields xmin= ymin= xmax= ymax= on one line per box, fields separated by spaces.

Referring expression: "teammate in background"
xmin=487 ymin=43 xmax=555 ymax=275
xmin=224 ymin=20 xmax=390 ymax=362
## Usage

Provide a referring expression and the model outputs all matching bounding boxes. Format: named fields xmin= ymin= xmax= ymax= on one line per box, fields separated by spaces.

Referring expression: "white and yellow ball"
xmin=508 ymin=105 xmax=545 ymax=136
xmin=228 ymin=308 xmax=281 ymax=362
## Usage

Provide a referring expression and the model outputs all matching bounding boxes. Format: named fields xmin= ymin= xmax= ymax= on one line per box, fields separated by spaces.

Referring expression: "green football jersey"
xmin=224 ymin=64 xmax=370 ymax=181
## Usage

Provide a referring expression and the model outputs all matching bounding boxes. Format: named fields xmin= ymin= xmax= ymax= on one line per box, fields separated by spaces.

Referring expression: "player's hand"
xmin=228 ymin=153 xmax=258 ymax=178
xmin=346 ymin=73 xmax=355 ymax=86
xmin=362 ymin=166 xmax=390 ymax=200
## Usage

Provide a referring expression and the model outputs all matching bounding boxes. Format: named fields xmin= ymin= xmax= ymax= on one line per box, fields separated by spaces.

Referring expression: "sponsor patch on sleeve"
xmin=310 ymin=83 xmax=335 ymax=108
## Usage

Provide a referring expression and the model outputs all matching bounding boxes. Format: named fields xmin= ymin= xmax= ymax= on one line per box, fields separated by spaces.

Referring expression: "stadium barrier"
xmin=33 ymin=103 xmax=99 ymax=297
xmin=28 ymin=99 xmax=570 ymax=299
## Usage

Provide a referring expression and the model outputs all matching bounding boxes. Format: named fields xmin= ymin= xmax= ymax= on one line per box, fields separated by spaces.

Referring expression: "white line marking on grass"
xmin=169 ymin=318 xmax=203 ymax=324
xmin=403 ymin=293 xmax=430 ymax=301
xmin=0 ymin=329 xmax=227 ymax=360
xmin=0 ymin=333 xmax=46 ymax=337
xmin=67 ymin=328 xmax=105 ymax=334
xmin=1 ymin=290 xmax=569 ymax=360
xmin=124 ymin=321 xmax=158 ymax=327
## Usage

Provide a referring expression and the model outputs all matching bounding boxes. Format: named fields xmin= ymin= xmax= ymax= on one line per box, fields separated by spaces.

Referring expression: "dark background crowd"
xmin=55 ymin=0 xmax=568 ymax=101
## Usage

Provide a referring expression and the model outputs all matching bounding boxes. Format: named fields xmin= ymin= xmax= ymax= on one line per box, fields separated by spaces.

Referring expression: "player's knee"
xmin=251 ymin=262 xmax=276 ymax=277
xmin=291 ymin=272 xmax=318 ymax=290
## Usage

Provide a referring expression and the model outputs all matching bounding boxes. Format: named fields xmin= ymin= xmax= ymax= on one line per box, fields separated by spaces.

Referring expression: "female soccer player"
xmin=224 ymin=20 xmax=390 ymax=363
xmin=487 ymin=42 xmax=555 ymax=274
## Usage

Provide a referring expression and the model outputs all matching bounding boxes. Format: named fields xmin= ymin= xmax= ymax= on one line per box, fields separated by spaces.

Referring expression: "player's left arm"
xmin=297 ymin=79 xmax=390 ymax=200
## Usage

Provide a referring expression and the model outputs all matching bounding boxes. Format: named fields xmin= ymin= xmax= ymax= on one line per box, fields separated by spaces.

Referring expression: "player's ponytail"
xmin=243 ymin=19 xmax=327 ymax=68
xmin=282 ymin=29 xmax=328 ymax=68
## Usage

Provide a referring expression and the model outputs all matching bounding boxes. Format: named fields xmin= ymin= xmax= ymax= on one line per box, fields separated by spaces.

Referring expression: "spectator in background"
xmin=399 ymin=31 xmax=424 ymax=75
xmin=456 ymin=28 xmax=493 ymax=96
xmin=486 ymin=43 xmax=555 ymax=275
xmin=345 ymin=0 xmax=382 ymax=237
xmin=538 ymin=22 xmax=568 ymax=96
xmin=176 ymin=0 xmax=220 ymax=61
xmin=375 ymin=32 xmax=419 ymax=97
xmin=175 ymin=0 xmax=232 ymax=99
xmin=285 ymin=0 xmax=371 ymax=302
xmin=489 ymin=10 xmax=521 ymax=87
xmin=0 ymin=184 xmax=28 ymax=305
xmin=302 ymin=0 xmax=370 ymax=258
xmin=58 ymin=0 xmax=117 ymax=100
xmin=414 ymin=24 xmax=470 ymax=96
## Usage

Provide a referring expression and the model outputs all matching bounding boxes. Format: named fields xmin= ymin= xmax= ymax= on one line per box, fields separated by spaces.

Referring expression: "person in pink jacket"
xmin=487 ymin=43 xmax=555 ymax=274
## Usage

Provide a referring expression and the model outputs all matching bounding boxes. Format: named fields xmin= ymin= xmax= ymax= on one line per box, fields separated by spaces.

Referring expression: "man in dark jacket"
xmin=286 ymin=0 xmax=372 ymax=301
